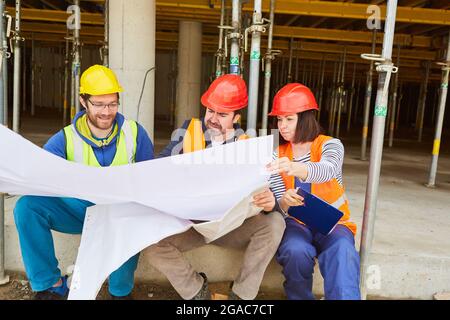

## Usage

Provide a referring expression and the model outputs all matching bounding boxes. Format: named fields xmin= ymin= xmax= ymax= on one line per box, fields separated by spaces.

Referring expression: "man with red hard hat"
xmin=159 ymin=73 xmax=249 ymax=156
xmin=144 ymin=74 xmax=286 ymax=300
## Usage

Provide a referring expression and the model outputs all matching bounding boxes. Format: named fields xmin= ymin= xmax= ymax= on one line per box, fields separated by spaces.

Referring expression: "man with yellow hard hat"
xmin=13 ymin=65 xmax=154 ymax=300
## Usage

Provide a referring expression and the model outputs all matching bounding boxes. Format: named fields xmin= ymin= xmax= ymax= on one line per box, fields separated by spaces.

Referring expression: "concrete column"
xmin=109 ymin=0 xmax=156 ymax=139
xmin=175 ymin=21 xmax=202 ymax=128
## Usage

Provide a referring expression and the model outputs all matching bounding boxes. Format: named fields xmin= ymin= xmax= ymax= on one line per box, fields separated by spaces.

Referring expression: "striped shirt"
xmin=269 ymin=138 xmax=345 ymax=200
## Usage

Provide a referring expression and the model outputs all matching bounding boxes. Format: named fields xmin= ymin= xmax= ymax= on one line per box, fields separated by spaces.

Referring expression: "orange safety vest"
xmin=183 ymin=118 xmax=249 ymax=153
xmin=277 ymin=134 xmax=357 ymax=235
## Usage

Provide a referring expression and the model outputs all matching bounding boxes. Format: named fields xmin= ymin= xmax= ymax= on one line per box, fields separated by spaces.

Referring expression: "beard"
xmin=86 ymin=112 xmax=115 ymax=131
xmin=206 ymin=120 xmax=224 ymax=135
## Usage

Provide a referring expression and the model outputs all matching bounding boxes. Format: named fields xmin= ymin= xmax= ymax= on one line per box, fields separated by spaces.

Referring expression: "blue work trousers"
xmin=276 ymin=218 xmax=361 ymax=300
xmin=13 ymin=195 xmax=139 ymax=296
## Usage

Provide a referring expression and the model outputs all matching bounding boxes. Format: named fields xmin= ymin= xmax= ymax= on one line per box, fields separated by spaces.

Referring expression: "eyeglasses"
xmin=88 ymin=99 xmax=120 ymax=110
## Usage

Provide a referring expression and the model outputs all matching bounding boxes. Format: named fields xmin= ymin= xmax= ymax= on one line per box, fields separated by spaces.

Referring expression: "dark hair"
xmin=278 ymin=110 xmax=323 ymax=145
xmin=80 ymin=94 xmax=91 ymax=104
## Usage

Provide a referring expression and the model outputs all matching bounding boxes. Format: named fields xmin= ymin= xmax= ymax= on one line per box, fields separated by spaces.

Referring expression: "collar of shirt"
xmin=76 ymin=114 xmax=119 ymax=148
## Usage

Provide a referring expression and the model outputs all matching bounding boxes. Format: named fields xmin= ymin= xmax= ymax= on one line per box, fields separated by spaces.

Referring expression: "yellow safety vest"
xmin=278 ymin=135 xmax=357 ymax=235
xmin=63 ymin=120 xmax=138 ymax=167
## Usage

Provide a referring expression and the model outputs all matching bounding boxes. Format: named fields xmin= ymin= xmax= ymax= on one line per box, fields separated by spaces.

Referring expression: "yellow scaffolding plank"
xmin=273 ymin=25 xmax=432 ymax=48
xmin=156 ymin=0 xmax=450 ymax=26
xmin=154 ymin=31 xmax=436 ymax=61
xmin=6 ymin=7 xmax=103 ymax=25
xmin=13 ymin=1 xmax=449 ymax=26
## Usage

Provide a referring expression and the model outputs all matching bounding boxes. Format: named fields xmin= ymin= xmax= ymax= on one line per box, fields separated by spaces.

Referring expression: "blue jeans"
xmin=276 ymin=218 xmax=361 ymax=300
xmin=13 ymin=195 xmax=139 ymax=296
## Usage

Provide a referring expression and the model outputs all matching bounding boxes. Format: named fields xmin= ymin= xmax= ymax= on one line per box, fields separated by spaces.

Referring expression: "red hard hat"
xmin=201 ymin=74 xmax=248 ymax=112
xmin=269 ymin=83 xmax=319 ymax=116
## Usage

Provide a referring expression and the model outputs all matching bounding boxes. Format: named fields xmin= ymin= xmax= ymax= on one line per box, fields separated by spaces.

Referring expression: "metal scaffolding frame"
xmin=426 ymin=31 xmax=450 ymax=188
xmin=0 ymin=0 xmax=10 ymax=286
xmin=359 ymin=0 xmax=399 ymax=300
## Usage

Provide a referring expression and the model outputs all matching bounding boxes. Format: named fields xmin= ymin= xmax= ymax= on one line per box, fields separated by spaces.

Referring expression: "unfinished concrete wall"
xmin=28 ymin=45 xmax=101 ymax=110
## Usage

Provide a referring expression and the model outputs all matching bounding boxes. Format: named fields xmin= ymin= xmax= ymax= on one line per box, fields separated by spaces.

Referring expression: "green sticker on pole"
xmin=374 ymin=105 xmax=387 ymax=117
xmin=250 ymin=51 xmax=261 ymax=60
xmin=230 ymin=57 xmax=239 ymax=65
xmin=442 ymin=83 xmax=448 ymax=89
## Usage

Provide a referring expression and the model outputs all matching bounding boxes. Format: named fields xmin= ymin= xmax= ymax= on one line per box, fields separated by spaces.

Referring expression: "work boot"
xmin=33 ymin=276 xmax=69 ymax=300
xmin=191 ymin=272 xmax=211 ymax=300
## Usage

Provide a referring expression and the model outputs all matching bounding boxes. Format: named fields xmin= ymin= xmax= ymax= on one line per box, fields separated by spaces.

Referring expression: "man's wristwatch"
xmin=271 ymin=200 xmax=289 ymax=218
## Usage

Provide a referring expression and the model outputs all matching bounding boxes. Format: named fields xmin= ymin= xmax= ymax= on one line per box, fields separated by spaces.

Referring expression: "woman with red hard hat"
xmin=266 ymin=83 xmax=360 ymax=300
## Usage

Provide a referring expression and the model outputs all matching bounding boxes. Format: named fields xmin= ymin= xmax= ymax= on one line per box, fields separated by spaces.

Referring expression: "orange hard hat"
xmin=201 ymin=74 xmax=248 ymax=112
xmin=269 ymin=83 xmax=319 ymax=116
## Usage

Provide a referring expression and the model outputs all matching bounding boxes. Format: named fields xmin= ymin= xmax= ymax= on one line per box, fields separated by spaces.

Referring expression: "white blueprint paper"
xmin=192 ymin=184 xmax=269 ymax=243
xmin=0 ymin=125 xmax=274 ymax=299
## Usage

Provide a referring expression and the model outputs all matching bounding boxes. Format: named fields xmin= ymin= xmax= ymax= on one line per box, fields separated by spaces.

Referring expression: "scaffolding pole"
xmin=360 ymin=30 xmax=377 ymax=161
xmin=246 ymin=0 xmax=264 ymax=132
xmin=229 ymin=0 xmax=240 ymax=75
xmin=330 ymin=55 xmax=343 ymax=135
xmin=38 ymin=46 xmax=42 ymax=109
xmin=12 ymin=0 xmax=21 ymax=133
xmin=354 ymin=77 xmax=362 ymax=124
xmin=388 ymin=45 xmax=401 ymax=147
xmin=102 ymin=0 xmax=109 ymax=67
xmin=347 ymin=63 xmax=357 ymax=132
xmin=71 ymin=0 xmax=81 ymax=118
xmin=431 ymin=85 xmax=438 ymax=126
xmin=308 ymin=60 xmax=313 ymax=87
xmin=70 ymin=44 xmax=75 ymax=120
xmin=215 ymin=0 xmax=226 ymax=78
xmin=417 ymin=61 xmax=431 ymax=143
xmin=295 ymin=41 xmax=299 ymax=82
xmin=415 ymin=80 xmax=424 ymax=130
xmin=58 ymin=44 xmax=63 ymax=114
xmin=261 ymin=0 xmax=277 ymax=132
xmin=31 ymin=34 xmax=35 ymax=116
xmin=359 ymin=0 xmax=399 ymax=300
xmin=317 ymin=57 xmax=325 ymax=121
xmin=276 ymin=57 xmax=281 ymax=91
xmin=395 ymin=81 xmax=403 ymax=129
xmin=336 ymin=48 xmax=347 ymax=138
xmin=0 ymin=1 xmax=5 ymax=126
xmin=2 ymin=10 xmax=7 ymax=127
xmin=328 ymin=61 xmax=338 ymax=131
xmin=21 ymin=39 xmax=25 ymax=112
xmin=0 ymin=0 xmax=9 ymax=286
xmin=63 ymin=31 xmax=69 ymax=126
xmin=52 ymin=48 xmax=57 ymax=109
xmin=238 ymin=1 xmax=244 ymax=76
xmin=426 ymin=31 xmax=450 ymax=188
xmin=169 ymin=49 xmax=176 ymax=127
xmin=287 ymin=37 xmax=294 ymax=83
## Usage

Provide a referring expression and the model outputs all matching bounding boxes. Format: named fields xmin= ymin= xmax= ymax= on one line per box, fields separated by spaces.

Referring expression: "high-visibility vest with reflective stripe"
xmin=63 ymin=120 xmax=138 ymax=167
xmin=183 ymin=118 xmax=249 ymax=153
xmin=277 ymin=135 xmax=357 ymax=235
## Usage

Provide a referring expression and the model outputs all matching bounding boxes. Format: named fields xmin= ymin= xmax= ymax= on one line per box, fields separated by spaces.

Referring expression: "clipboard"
xmin=287 ymin=187 xmax=343 ymax=235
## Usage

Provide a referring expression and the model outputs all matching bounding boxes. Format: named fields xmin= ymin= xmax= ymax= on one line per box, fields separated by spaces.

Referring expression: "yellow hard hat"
xmin=79 ymin=65 xmax=123 ymax=95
